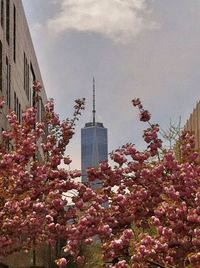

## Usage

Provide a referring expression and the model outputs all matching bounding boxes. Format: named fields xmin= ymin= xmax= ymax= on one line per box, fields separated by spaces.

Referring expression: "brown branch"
xmin=147 ymin=260 xmax=167 ymax=268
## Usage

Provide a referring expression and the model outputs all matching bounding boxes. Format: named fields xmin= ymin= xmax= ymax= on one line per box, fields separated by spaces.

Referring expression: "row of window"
xmin=0 ymin=41 xmax=11 ymax=110
xmin=1 ymin=0 xmax=16 ymax=62
xmin=24 ymin=52 xmax=38 ymax=108
xmin=6 ymin=91 xmax=43 ymax=125
xmin=24 ymin=51 xmax=45 ymax=123
xmin=0 ymin=39 xmax=44 ymax=123
xmin=0 ymin=3 xmax=45 ymax=125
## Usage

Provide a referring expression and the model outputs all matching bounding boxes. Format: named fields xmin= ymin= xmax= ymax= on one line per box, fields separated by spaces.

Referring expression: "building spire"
xmin=92 ymin=77 xmax=96 ymax=125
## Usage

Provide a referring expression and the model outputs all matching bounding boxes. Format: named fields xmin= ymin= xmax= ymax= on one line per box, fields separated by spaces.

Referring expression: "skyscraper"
xmin=81 ymin=78 xmax=108 ymax=188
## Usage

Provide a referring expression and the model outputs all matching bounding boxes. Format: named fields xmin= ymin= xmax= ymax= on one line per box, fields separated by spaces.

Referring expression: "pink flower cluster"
xmin=1 ymin=94 xmax=200 ymax=268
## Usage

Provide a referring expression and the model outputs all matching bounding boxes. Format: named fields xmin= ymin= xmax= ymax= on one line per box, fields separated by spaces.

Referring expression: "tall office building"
xmin=81 ymin=79 xmax=108 ymax=188
xmin=0 ymin=0 xmax=47 ymax=132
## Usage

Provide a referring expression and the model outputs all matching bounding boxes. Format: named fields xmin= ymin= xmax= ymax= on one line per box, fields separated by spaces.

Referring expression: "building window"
xmin=13 ymin=4 xmax=16 ymax=62
xmin=6 ymin=0 xmax=9 ymax=44
xmin=18 ymin=102 xmax=21 ymax=123
xmin=27 ymin=64 xmax=29 ymax=99
xmin=5 ymin=57 xmax=11 ymax=108
xmin=24 ymin=52 xmax=29 ymax=100
xmin=14 ymin=92 xmax=21 ymax=123
xmin=14 ymin=91 xmax=16 ymax=111
xmin=30 ymin=64 xmax=41 ymax=121
xmin=0 ymin=40 xmax=2 ymax=91
xmin=0 ymin=127 xmax=4 ymax=141
xmin=16 ymin=96 xmax=18 ymax=116
xmin=24 ymin=52 xmax=25 ymax=90
xmin=1 ymin=0 xmax=4 ymax=29
xmin=30 ymin=63 xmax=35 ymax=106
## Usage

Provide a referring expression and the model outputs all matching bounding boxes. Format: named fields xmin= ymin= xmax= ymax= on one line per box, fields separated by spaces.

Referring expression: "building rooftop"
xmin=84 ymin=122 xmax=104 ymax=128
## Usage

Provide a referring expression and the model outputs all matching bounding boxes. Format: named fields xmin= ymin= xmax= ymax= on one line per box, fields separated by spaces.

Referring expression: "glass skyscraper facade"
xmin=81 ymin=121 xmax=108 ymax=188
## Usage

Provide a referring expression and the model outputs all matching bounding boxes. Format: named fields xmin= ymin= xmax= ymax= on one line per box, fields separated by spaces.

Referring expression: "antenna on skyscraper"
xmin=92 ymin=77 xmax=96 ymax=126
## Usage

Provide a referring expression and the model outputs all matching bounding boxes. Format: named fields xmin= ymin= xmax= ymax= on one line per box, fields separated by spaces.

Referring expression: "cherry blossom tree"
xmin=61 ymin=99 xmax=200 ymax=268
xmin=0 ymin=83 xmax=200 ymax=268
xmin=0 ymin=82 xmax=86 ymax=260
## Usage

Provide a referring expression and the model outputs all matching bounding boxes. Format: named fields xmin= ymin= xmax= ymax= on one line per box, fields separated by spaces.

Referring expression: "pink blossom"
xmin=55 ymin=258 xmax=67 ymax=268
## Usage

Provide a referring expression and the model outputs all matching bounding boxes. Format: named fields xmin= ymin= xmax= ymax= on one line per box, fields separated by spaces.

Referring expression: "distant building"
xmin=0 ymin=0 xmax=47 ymax=132
xmin=81 ymin=79 xmax=108 ymax=188
xmin=185 ymin=101 xmax=200 ymax=148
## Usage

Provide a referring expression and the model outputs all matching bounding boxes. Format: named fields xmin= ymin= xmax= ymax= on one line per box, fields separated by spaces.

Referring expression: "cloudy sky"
xmin=22 ymin=0 xmax=200 ymax=169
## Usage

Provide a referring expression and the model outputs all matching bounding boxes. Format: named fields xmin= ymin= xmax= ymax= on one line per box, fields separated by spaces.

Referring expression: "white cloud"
xmin=47 ymin=0 xmax=157 ymax=43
